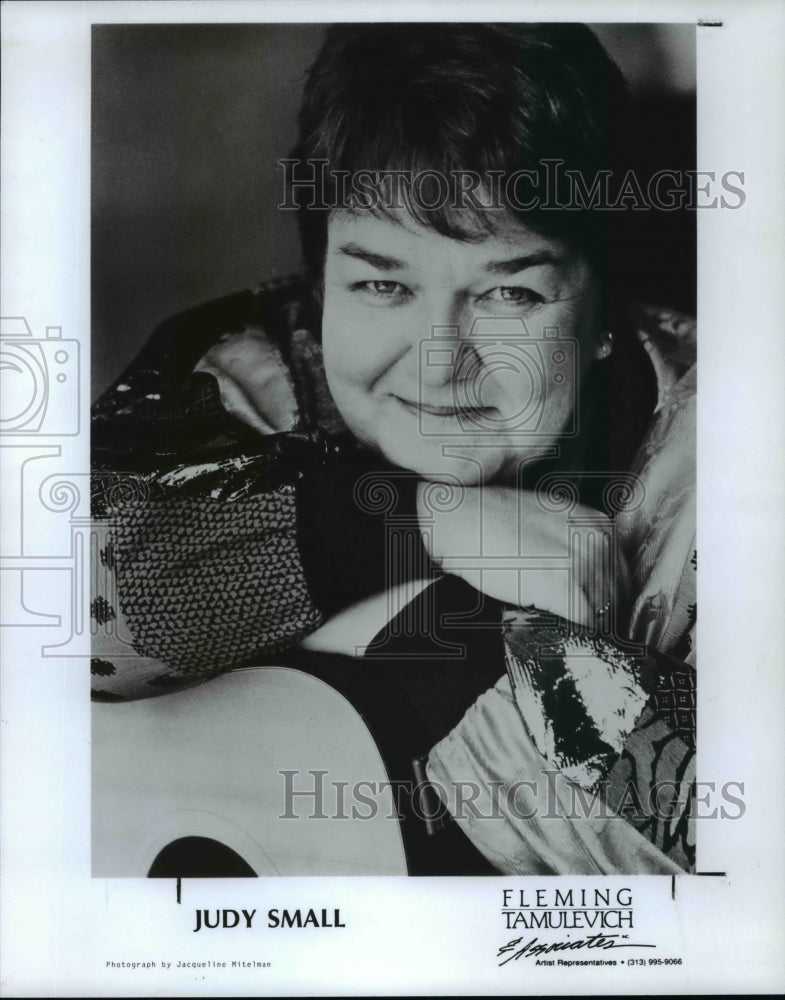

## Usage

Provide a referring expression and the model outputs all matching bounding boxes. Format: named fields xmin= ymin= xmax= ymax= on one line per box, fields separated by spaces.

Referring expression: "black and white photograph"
xmin=90 ymin=19 xmax=699 ymax=880
xmin=2 ymin=1 xmax=784 ymax=995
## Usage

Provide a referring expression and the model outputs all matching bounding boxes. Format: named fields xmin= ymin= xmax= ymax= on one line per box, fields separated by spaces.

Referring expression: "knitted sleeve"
xmin=90 ymin=453 xmax=425 ymax=701
xmin=90 ymin=291 xmax=425 ymax=700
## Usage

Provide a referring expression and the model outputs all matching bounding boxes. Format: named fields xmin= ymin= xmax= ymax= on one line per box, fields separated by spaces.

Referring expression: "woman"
xmin=91 ymin=24 xmax=695 ymax=875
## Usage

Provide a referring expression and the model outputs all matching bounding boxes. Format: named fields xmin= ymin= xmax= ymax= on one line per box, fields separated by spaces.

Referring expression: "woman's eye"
xmin=352 ymin=280 xmax=412 ymax=302
xmin=480 ymin=286 xmax=545 ymax=307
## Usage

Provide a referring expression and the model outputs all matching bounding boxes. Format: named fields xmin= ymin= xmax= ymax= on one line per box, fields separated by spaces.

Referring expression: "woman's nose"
xmin=415 ymin=296 xmax=479 ymax=390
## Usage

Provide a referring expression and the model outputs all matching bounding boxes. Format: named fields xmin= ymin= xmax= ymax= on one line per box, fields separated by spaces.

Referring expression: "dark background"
xmin=92 ymin=23 xmax=696 ymax=400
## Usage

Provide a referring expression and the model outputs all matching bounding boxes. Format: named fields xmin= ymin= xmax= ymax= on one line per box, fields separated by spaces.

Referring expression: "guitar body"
xmin=92 ymin=665 xmax=408 ymax=877
xmin=92 ymin=576 xmax=507 ymax=877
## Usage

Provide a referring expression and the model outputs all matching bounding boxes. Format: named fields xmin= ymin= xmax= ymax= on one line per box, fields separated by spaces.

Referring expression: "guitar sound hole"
xmin=147 ymin=837 xmax=258 ymax=878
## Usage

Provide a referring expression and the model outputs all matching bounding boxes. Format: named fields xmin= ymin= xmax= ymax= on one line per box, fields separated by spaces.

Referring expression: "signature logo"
xmin=497 ymin=933 xmax=656 ymax=965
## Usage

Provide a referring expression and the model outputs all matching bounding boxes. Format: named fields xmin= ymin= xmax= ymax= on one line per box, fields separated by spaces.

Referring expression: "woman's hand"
xmin=416 ymin=482 xmax=623 ymax=627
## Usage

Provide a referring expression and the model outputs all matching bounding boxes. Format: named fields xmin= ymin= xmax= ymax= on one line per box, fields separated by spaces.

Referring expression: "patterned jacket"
xmin=91 ymin=276 xmax=696 ymax=873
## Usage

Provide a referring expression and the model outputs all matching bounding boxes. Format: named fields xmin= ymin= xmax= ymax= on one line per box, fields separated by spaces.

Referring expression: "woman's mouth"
xmin=393 ymin=395 xmax=496 ymax=419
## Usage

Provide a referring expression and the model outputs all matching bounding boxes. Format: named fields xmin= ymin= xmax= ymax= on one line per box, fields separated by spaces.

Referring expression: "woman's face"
xmin=321 ymin=211 xmax=606 ymax=485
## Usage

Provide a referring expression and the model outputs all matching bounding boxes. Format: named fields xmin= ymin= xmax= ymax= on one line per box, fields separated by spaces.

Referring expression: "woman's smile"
xmin=392 ymin=394 xmax=497 ymax=419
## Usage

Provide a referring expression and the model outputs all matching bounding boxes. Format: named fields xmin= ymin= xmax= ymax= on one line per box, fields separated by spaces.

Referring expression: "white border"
xmin=2 ymin=0 xmax=784 ymax=995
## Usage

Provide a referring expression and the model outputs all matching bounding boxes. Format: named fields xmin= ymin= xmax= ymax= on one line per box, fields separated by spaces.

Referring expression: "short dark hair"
xmin=289 ymin=23 xmax=656 ymax=486
xmin=291 ymin=23 xmax=631 ymax=286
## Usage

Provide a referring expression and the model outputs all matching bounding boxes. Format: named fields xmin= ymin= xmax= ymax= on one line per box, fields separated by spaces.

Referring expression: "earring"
xmin=600 ymin=331 xmax=613 ymax=359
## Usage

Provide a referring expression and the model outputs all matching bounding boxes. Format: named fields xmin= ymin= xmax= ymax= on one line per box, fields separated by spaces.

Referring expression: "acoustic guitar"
xmin=92 ymin=577 xmax=503 ymax=878
xmin=92 ymin=664 xmax=409 ymax=877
